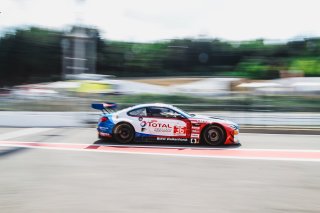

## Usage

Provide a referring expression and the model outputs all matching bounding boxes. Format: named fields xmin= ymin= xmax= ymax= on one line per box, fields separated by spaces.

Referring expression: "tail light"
xmin=100 ymin=117 xmax=108 ymax=122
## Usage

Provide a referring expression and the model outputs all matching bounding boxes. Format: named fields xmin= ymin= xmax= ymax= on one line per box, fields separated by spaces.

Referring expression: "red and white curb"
xmin=1 ymin=141 xmax=320 ymax=162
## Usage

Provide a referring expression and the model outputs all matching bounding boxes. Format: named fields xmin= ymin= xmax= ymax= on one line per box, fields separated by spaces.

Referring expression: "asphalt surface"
xmin=0 ymin=128 xmax=320 ymax=213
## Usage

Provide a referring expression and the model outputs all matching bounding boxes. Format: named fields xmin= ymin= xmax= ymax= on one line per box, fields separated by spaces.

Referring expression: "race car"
xmin=92 ymin=102 xmax=239 ymax=146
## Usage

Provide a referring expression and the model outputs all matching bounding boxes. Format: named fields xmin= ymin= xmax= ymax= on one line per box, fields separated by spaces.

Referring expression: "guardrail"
xmin=1 ymin=111 xmax=319 ymax=128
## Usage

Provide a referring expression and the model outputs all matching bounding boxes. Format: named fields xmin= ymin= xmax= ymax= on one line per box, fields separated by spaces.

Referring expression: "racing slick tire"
xmin=202 ymin=125 xmax=226 ymax=146
xmin=113 ymin=123 xmax=135 ymax=144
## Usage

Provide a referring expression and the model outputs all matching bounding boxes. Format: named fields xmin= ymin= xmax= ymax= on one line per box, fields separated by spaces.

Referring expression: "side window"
xmin=147 ymin=107 xmax=184 ymax=118
xmin=128 ymin=107 xmax=147 ymax=117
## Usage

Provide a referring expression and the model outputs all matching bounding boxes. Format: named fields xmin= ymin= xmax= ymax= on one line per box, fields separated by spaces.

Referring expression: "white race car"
xmin=92 ymin=102 xmax=240 ymax=146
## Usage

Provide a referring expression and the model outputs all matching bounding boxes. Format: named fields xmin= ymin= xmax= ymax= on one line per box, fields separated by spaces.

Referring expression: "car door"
xmin=142 ymin=107 xmax=191 ymax=138
xmin=126 ymin=107 xmax=149 ymax=135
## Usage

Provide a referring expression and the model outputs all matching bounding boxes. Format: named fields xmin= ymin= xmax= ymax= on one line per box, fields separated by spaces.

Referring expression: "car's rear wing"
xmin=91 ymin=102 xmax=117 ymax=114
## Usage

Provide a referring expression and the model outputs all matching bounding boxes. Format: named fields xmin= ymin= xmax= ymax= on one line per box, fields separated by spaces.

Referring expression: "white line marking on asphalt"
xmin=99 ymin=144 xmax=320 ymax=152
xmin=1 ymin=143 xmax=320 ymax=162
xmin=1 ymin=141 xmax=320 ymax=152
xmin=225 ymin=148 xmax=320 ymax=152
xmin=0 ymin=128 xmax=53 ymax=140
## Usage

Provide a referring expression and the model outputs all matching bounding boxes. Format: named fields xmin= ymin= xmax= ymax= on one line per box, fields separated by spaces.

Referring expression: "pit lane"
xmin=0 ymin=127 xmax=320 ymax=212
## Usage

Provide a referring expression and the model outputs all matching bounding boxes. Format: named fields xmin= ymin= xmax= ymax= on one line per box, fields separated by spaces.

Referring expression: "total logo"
xmin=147 ymin=120 xmax=172 ymax=128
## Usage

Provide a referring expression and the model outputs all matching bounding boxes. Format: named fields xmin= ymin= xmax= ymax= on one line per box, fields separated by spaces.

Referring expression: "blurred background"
xmin=1 ymin=1 xmax=320 ymax=213
xmin=1 ymin=0 xmax=320 ymax=128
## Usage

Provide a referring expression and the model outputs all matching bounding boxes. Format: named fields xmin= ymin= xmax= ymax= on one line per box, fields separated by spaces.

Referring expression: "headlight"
xmin=229 ymin=124 xmax=239 ymax=130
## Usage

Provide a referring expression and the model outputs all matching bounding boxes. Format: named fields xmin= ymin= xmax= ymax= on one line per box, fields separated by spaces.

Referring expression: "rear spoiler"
xmin=91 ymin=102 xmax=117 ymax=114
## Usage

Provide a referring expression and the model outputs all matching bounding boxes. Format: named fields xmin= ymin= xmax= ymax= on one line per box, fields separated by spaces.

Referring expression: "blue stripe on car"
xmin=135 ymin=132 xmax=159 ymax=137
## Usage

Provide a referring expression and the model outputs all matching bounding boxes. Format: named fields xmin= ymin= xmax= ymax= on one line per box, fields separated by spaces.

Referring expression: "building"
xmin=61 ymin=26 xmax=98 ymax=79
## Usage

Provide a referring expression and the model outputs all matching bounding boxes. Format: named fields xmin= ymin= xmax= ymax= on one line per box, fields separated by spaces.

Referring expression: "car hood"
xmin=191 ymin=114 xmax=239 ymax=129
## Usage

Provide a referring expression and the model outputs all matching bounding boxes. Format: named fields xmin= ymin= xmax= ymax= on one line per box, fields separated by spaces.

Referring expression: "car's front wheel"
xmin=113 ymin=123 xmax=135 ymax=144
xmin=202 ymin=125 xmax=226 ymax=146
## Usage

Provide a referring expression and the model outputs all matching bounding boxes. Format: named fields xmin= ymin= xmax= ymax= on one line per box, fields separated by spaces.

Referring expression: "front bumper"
xmin=233 ymin=130 xmax=240 ymax=144
xmin=225 ymin=129 xmax=240 ymax=145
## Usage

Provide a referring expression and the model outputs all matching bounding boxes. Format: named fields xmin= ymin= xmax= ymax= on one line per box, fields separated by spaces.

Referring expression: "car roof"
xmin=118 ymin=103 xmax=191 ymax=118
xmin=129 ymin=103 xmax=175 ymax=110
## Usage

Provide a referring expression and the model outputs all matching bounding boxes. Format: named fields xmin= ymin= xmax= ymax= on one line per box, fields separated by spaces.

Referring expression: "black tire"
xmin=113 ymin=123 xmax=135 ymax=144
xmin=202 ymin=125 xmax=226 ymax=146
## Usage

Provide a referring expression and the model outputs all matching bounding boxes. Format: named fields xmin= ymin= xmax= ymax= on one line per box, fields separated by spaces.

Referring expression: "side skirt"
xmin=135 ymin=136 xmax=190 ymax=143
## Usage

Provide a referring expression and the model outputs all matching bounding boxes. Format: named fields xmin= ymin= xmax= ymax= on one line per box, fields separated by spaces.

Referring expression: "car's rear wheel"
xmin=113 ymin=123 xmax=135 ymax=144
xmin=202 ymin=125 xmax=226 ymax=146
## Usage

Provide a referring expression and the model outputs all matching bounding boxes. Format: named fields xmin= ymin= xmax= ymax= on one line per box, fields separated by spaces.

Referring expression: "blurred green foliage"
xmin=108 ymin=94 xmax=320 ymax=112
xmin=1 ymin=27 xmax=320 ymax=87
xmin=1 ymin=94 xmax=319 ymax=112
xmin=289 ymin=58 xmax=320 ymax=75
xmin=0 ymin=27 xmax=62 ymax=86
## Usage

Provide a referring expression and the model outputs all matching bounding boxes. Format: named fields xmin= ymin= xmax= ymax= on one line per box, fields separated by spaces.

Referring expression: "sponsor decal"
xmin=191 ymin=134 xmax=200 ymax=138
xmin=191 ymin=120 xmax=208 ymax=123
xmin=100 ymin=132 xmax=111 ymax=137
xmin=148 ymin=122 xmax=172 ymax=128
xmin=147 ymin=120 xmax=173 ymax=133
xmin=99 ymin=127 xmax=108 ymax=130
xmin=145 ymin=119 xmax=187 ymax=136
xmin=140 ymin=121 xmax=147 ymax=127
xmin=191 ymin=126 xmax=200 ymax=130
xmin=157 ymin=137 xmax=188 ymax=142
xmin=174 ymin=126 xmax=186 ymax=136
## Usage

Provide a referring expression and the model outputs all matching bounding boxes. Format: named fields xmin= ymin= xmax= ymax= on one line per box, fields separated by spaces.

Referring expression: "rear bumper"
xmin=98 ymin=131 xmax=112 ymax=138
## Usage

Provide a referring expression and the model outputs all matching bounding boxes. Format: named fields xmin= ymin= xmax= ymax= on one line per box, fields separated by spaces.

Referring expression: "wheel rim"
xmin=207 ymin=129 xmax=220 ymax=142
xmin=119 ymin=127 xmax=131 ymax=140
xmin=114 ymin=124 xmax=135 ymax=144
